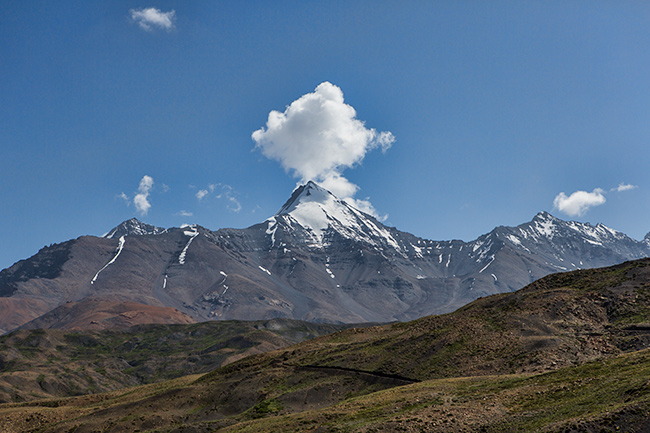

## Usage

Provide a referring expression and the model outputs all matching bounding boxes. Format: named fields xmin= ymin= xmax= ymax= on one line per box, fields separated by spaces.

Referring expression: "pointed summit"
xmin=276 ymin=181 xmax=337 ymax=216
xmin=104 ymin=218 xmax=167 ymax=239
xmin=532 ymin=211 xmax=559 ymax=222
xmin=266 ymin=181 xmax=400 ymax=251
xmin=273 ymin=181 xmax=355 ymax=241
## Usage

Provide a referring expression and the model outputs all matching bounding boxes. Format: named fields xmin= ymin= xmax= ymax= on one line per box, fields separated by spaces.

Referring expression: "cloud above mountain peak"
xmin=252 ymin=82 xmax=394 ymax=218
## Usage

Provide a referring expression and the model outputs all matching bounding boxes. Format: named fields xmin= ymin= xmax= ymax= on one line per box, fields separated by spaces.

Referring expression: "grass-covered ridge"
xmin=226 ymin=258 xmax=650 ymax=390
xmin=5 ymin=346 xmax=650 ymax=432
xmin=218 ymin=348 xmax=650 ymax=432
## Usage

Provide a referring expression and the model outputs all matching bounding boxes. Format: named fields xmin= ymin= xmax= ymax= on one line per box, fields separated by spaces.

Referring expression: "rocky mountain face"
xmin=1 ymin=181 xmax=649 ymax=332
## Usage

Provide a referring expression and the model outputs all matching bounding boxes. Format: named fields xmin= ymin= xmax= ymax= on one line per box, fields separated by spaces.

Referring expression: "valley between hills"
xmin=3 ymin=259 xmax=650 ymax=432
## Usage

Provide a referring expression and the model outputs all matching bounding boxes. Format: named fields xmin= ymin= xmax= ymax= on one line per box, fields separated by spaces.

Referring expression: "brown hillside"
xmin=276 ymin=258 xmax=650 ymax=380
xmin=18 ymin=298 xmax=196 ymax=331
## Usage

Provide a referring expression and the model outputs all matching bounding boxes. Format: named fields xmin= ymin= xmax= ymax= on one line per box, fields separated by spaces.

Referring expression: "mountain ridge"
xmin=0 ymin=181 xmax=648 ymax=332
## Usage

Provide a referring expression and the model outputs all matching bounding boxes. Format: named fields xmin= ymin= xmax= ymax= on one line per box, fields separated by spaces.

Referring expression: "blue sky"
xmin=1 ymin=1 xmax=649 ymax=269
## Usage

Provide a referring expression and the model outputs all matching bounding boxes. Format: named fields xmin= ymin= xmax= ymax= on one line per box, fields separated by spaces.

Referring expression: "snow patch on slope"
xmin=478 ymin=255 xmax=495 ymax=273
xmin=179 ymin=227 xmax=199 ymax=265
xmin=266 ymin=218 xmax=278 ymax=247
xmin=91 ymin=236 xmax=126 ymax=284
xmin=259 ymin=265 xmax=272 ymax=276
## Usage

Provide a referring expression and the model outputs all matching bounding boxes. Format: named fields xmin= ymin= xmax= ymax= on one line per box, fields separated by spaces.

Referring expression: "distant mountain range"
xmin=1 ymin=181 xmax=648 ymax=332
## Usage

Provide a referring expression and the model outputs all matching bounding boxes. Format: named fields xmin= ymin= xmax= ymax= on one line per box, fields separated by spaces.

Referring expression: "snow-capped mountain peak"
xmin=533 ymin=211 xmax=557 ymax=221
xmin=529 ymin=211 xmax=559 ymax=238
xmin=276 ymin=181 xmax=335 ymax=215
xmin=275 ymin=181 xmax=354 ymax=239
xmin=505 ymin=212 xmax=625 ymax=244
xmin=268 ymin=181 xmax=401 ymax=251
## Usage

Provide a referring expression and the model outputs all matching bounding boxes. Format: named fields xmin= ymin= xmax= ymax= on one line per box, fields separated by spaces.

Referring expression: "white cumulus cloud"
xmin=553 ymin=188 xmax=606 ymax=217
xmin=134 ymin=175 xmax=154 ymax=215
xmin=553 ymin=182 xmax=637 ymax=217
xmin=252 ymin=82 xmax=394 ymax=218
xmin=130 ymin=7 xmax=176 ymax=32
xmin=317 ymin=175 xmax=386 ymax=220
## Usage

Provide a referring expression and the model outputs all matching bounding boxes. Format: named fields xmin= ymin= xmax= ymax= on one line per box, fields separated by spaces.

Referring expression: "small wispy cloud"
xmin=117 ymin=192 xmax=130 ymax=203
xmin=195 ymin=183 xmax=242 ymax=213
xmin=130 ymin=7 xmax=176 ymax=32
xmin=226 ymin=196 xmax=242 ymax=213
xmin=215 ymin=184 xmax=242 ymax=213
xmin=175 ymin=210 xmax=193 ymax=217
xmin=196 ymin=184 xmax=219 ymax=201
xmin=195 ymin=189 xmax=209 ymax=201
xmin=613 ymin=183 xmax=637 ymax=192
xmin=553 ymin=182 xmax=637 ymax=217
xmin=134 ymin=175 xmax=154 ymax=215
xmin=345 ymin=197 xmax=388 ymax=221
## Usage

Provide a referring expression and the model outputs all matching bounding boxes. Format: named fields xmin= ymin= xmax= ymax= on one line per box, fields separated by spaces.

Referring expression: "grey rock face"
xmin=1 ymin=183 xmax=649 ymax=330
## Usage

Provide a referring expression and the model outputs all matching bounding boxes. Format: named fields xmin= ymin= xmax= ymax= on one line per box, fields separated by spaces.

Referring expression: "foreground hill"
xmin=4 ymin=258 xmax=650 ymax=431
xmin=1 ymin=182 xmax=649 ymax=331
xmin=0 ymin=319 xmax=352 ymax=403
xmin=276 ymin=257 xmax=650 ymax=380
xmin=5 ymin=349 xmax=650 ymax=432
